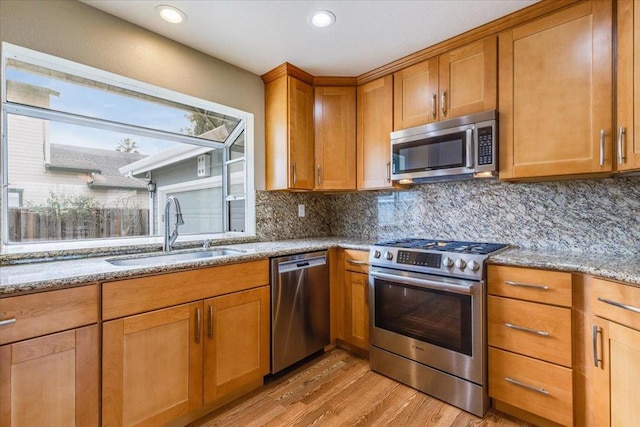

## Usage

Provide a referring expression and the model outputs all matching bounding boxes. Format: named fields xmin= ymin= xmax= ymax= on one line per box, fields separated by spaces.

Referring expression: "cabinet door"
xmin=203 ymin=286 xmax=270 ymax=404
xmin=344 ymin=271 xmax=369 ymax=350
xmin=357 ymin=75 xmax=394 ymax=190
xmin=314 ymin=86 xmax=356 ymax=190
xmin=499 ymin=1 xmax=613 ymax=179
xmin=616 ymin=0 xmax=640 ymax=171
xmin=102 ymin=302 xmax=203 ymax=427
xmin=0 ymin=325 xmax=99 ymax=427
xmin=288 ymin=76 xmax=315 ymax=190
xmin=439 ymin=36 xmax=497 ymax=120
xmin=393 ymin=58 xmax=439 ymax=130
xmin=592 ymin=318 xmax=640 ymax=427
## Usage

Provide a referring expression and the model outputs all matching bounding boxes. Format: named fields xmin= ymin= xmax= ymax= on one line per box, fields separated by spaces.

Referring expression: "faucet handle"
xmin=203 ymin=239 xmax=211 ymax=249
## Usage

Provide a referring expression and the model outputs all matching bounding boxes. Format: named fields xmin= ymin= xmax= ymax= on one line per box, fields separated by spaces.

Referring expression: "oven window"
xmin=374 ymin=279 xmax=472 ymax=356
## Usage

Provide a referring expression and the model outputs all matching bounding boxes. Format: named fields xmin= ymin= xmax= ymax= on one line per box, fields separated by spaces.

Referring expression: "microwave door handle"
xmin=466 ymin=129 xmax=474 ymax=168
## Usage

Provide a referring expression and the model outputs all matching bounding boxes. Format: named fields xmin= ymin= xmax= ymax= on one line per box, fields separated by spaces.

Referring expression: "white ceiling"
xmin=81 ymin=0 xmax=538 ymax=77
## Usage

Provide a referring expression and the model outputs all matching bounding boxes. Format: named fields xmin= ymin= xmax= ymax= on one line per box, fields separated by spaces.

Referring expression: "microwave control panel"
xmin=477 ymin=125 xmax=493 ymax=166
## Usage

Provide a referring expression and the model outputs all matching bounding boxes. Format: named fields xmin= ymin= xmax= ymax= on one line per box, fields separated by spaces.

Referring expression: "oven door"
xmin=391 ymin=125 xmax=474 ymax=181
xmin=369 ymin=267 xmax=485 ymax=385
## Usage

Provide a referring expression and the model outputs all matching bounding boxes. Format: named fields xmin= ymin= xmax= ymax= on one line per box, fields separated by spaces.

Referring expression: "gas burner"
xmin=375 ymin=239 xmax=508 ymax=255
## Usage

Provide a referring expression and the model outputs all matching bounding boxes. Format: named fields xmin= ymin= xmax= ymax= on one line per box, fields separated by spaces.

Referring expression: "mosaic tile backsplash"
xmin=257 ymin=177 xmax=640 ymax=255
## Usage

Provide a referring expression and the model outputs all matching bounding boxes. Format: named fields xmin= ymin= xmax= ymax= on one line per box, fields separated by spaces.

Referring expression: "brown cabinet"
xmin=616 ymin=0 xmax=640 ymax=171
xmin=0 ymin=286 xmax=99 ymax=427
xmin=314 ymin=86 xmax=357 ymax=190
xmin=357 ymin=75 xmax=394 ymax=190
xmin=342 ymin=250 xmax=370 ymax=351
xmin=393 ymin=36 xmax=497 ymax=130
xmin=586 ymin=276 xmax=640 ymax=427
xmin=487 ymin=265 xmax=574 ymax=426
xmin=265 ymin=72 xmax=314 ymax=190
xmin=101 ymin=262 xmax=270 ymax=426
xmin=499 ymin=0 xmax=613 ymax=180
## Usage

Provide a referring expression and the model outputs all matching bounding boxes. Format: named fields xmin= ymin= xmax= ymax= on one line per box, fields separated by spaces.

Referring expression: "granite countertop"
xmin=2 ymin=238 xmax=639 ymax=297
xmin=0 ymin=238 xmax=372 ymax=296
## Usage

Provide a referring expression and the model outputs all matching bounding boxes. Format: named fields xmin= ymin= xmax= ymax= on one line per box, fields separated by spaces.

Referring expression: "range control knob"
xmin=443 ymin=257 xmax=454 ymax=268
xmin=384 ymin=251 xmax=393 ymax=261
xmin=373 ymin=250 xmax=381 ymax=259
xmin=468 ymin=260 xmax=480 ymax=272
xmin=455 ymin=259 xmax=467 ymax=270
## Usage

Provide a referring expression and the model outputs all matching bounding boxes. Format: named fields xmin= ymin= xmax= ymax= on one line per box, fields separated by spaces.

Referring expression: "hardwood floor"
xmin=193 ymin=349 xmax=534 ymax=427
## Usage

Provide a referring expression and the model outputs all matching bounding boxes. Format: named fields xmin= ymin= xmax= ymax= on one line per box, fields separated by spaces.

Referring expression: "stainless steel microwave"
xmin=391 ymin=110 xmax=497 ymax=183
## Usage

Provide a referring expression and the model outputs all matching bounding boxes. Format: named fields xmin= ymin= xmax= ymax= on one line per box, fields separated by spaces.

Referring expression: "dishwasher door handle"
xmin=277 ymin=256 xmax=327 ymax=274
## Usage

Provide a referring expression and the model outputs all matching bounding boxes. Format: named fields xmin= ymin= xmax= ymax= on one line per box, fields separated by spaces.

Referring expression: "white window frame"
xmin=0 ymin=43 xmax=255 ymax=254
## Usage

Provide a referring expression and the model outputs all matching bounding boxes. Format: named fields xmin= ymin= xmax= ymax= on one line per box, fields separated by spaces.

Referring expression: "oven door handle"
xmin=369 ymin=271 xmax=476 ymax=295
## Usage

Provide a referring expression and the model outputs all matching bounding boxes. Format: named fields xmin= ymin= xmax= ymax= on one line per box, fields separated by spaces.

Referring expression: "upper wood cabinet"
xmin=499 ymin=1 xmax=613 ymax=180
xmin=393 ymin=36 xmax=497 ymax=130
xmin=616 ymin=0 xmax=640 ymax=172
xmin=357 ymin=75 xmax=394 ymax=190
xmin=314 ymin=86 xmax=357 ymax=190
xmin=265 ymin=74 xmax=314 ymax=190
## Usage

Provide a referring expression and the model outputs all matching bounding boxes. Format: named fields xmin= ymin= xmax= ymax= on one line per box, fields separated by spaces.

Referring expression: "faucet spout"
xmin=164 ymin=196 xmax=184 ymax=252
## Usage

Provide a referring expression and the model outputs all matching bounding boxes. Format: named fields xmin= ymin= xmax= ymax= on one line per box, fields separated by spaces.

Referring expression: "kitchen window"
xmin=0 ymin=43 xmax=255 ymax=252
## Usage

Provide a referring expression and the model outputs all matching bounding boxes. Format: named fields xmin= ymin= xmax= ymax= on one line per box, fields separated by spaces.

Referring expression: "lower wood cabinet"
xmin=0 ymin=325 xmax=99 ymax=427
xmin=102 ymin=285 xmax=270 ymax=427
xmin=342 ymin=249 xmax=370 ymax=351
xmin=487 ymin=265 xmax=574 ymax=426
xmin=586 ymin=276 xmax=640 ymax=427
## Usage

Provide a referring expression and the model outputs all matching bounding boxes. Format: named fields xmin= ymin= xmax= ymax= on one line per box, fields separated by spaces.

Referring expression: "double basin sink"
xmin=106 ymin=248 xmax=245 ymax=267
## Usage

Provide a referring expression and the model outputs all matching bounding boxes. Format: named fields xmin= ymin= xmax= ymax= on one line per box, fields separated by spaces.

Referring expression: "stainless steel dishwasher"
xmin=271 ymin=251 xmax=329 ymax=373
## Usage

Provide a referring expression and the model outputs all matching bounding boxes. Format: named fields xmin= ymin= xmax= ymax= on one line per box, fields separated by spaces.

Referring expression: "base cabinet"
xmin=586 ymin=276 xmax=640 ymax=427
xmin=342 ymin=250 xmax=370 ymax=351
xmin=103 ymin=286 xmax=270 ymax=427
xmin=0 ymin=325 xmax=99 ymax=427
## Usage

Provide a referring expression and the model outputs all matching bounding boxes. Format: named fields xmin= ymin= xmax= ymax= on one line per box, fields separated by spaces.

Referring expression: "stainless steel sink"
xmin=106 ymin=249 xmax=245 ymax=267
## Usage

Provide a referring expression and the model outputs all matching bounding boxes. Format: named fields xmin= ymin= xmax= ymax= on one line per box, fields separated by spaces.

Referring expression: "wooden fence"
xmin=8 ymin=208 xmax=150 ymax=242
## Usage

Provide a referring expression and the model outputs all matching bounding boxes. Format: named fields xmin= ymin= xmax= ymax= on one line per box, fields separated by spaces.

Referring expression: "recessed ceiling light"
xmin=309 ymin=10 xmax=336 ymax=28
xmin=155 ymin=5 xmax=187 ymax=24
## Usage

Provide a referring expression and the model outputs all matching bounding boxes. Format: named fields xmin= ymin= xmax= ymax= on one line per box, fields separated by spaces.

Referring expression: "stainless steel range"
xmin=368 ymin=239 xmax=508 ymax=417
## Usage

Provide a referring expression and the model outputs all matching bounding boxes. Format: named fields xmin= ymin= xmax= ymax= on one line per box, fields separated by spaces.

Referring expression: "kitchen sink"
xmin=106 ymin=248 xmax=246 ymax=267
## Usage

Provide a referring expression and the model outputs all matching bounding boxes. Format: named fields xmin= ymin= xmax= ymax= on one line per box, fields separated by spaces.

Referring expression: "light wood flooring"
xmin=193 ymin=349 xmax=534 ymax=427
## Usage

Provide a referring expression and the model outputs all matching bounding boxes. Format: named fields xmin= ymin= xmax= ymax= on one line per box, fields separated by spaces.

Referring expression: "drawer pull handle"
xmin=504 ymin=377 xmax=550 ymax=395
xmin=347 ymin=260 xmax=368 ymax=265
xmin=598 ymin=297 xmax=640 ymax=314
xmin=593 ymin=325 xmax=602 ymax=368
xmin=504 ymin=322 xmax=550 ymax=337
xmin=505 ymin=280 xmax=549 ymax=291
xmin=0 ymin=318 xmax=16 ymax=327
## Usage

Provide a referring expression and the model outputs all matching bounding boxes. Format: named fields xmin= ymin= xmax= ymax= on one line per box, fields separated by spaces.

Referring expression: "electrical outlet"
xmin=298 ymin=204 xmax=305 ymax=217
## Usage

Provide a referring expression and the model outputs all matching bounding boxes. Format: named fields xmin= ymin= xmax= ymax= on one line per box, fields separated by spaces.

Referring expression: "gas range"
xmin=369 ymin=238 xmax=508 ymax=280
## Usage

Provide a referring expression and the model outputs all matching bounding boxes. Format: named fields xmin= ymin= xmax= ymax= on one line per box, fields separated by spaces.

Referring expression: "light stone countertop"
xmin=0 ymin=238 xmax=372 ymax=297
xmin=2 ymin=238 xmax=639 ymax=297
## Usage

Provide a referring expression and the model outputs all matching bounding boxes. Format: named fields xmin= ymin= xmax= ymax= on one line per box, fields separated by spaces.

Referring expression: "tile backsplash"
xmin=257 ymin=177 xmax=640 ymax=255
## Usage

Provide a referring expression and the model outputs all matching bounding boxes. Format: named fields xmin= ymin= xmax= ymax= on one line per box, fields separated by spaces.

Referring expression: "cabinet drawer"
xmin=489 ymin=347 xmax=573 ymax=426
xmin=488 ymin=296 xmax=572 ymax=367
xmin=103 ymin=260 xmax=269 ymax=320
xmin=488 ymin=265 xmax=572 ymax=307
xmin=344 ymin=249 xmax=369 ymax=274
xmin=590 ymin=276 xmax=640 ymax=331
xmin=0 ymin=285 xmax=98 ymax=345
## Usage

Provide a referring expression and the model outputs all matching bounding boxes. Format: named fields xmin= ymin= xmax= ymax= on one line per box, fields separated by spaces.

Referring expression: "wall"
xmin=257 ymin=177 xmax=640 ymax=256
xmin=0 ymin=0 xmax=266 ymax=190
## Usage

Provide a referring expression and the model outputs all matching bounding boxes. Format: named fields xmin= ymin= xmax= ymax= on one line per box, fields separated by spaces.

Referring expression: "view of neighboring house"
xmin=7 ymin=80 xmax=149 ymax=211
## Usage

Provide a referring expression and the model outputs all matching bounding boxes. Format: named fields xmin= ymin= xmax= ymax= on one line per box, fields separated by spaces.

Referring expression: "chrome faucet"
xmin=163 ymin=196 xmax=185 ymax=252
